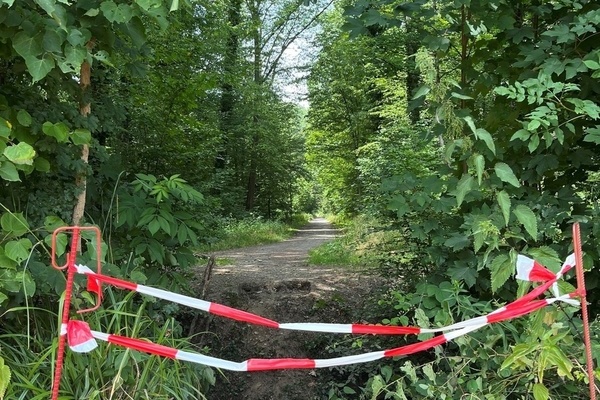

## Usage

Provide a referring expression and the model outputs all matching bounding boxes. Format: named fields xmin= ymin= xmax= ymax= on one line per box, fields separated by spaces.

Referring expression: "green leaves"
xmin=583 ymin=126 xmax=600 ymax=144
xmin=455 ymin=174 xmax=475 ymax=206
xmin=513 ymin=204 xmax=537 ymax=240
xmin=24 ymin=55 xmax=55 ymax=82
xmin=1 ymin=212 xmax=29 ymax=236
xmin=4 ymin=142 xmax=36 ymax=165
xmin=101 ymin=1 xmax=134 ymax=24
xmin=0 ymin=161 xmax=19 ymax=181
xmin=5 ymin=238 xmax=32 ymax=263
xmin=494 ymin=163 xmax=520 ymax=187
xmin=496 ymin=191 xmax=511 ymax=226
xmin=42 ymin=121 xmax=69 ymax=142
xmin=490 ymin=253 xmax=513 ymax=292
xmin=12 ymin=32 xmax=43 ymax=60
xmin=71 ymin=128 xmax=91 ymax=145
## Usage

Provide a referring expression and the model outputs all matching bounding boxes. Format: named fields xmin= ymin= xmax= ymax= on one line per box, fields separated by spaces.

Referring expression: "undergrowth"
xmin=2 ymin=289 xmax=214 ymax=399
xmin=199 ymin=214 xmax=311 ymax=251
xmin=311 ymin=216 xmax=600 ymax=400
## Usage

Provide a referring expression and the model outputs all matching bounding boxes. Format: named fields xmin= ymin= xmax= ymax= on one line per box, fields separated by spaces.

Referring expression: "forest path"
xmin=196 ymin=218 xmax=381 ymax=400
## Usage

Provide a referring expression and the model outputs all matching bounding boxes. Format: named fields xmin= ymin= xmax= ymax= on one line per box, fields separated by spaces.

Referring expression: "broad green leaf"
xmin=501 ymin=343 xmax=537 ymax=371
xmin=447 ymin=263 xmax=478 ymax=287
xmin=513 ymin=204 xmax=537 ymax=240
xmin=583 ymin=60 xmax=600 ymax=70
xmin=463 ymin=116 xmax=477 ymax=134
xmin=12 ymin=32 xmax=43 ymax=59
xmin=1 ymin=0 xmax=16 ymax=6
xmin=34 ymin=157 xmax=51 ymax=172
xmin=5 ymin=238 xmax=32 ymax=262
xmin=455 ymin=174 xmax=475 ymax=206
xmin=0 ymin=118 xmax=10 ymax=138
xmin=475 ymin=128 xmax=496 ymax=155
xmin=543 ymin=345 xmax=573 ymax=379
xmin=412 ymin=85 xmax=430 ymax=99
xmin=43 ymin=29 xmax=63 ymax=53
xmin=494 ymin=162 xmax=520 ymax=187
xmin=583 ymin=127 xmax=600 ymax=144
xmin=450 ymin=92 xmax=473 ymax=100
xmin=1 ymin=212 xmax=29 ymax=236
xmin=44 ymin=215 xmax=66 ymax=231
xmin=473 ymin=154 xmax=484 ymax=185
xmin=34 ymin=0 xmax=55 ymax=15
xmin=84 ymin=8 xmax=100 ymax=16
xmin=71 ymin=128 xmax=91 ymax=145
xmin=510 ymin=129 xmax=531 ymax=141
xmin=169 ymin=0 xmax=179 ymax=11
xmin=0 ymin=161 xmax=19 ymax=181
xmin=490 ymin=254 xmax=512 ymax=292
xmin=532 ymin=383 xmax=549 ymax=400
xmin=42 ymin=121 xmax=69 ymax=142
xmin=25 ymin=55 xmax=55 ymax=82
xmin=496 ymin=190 xmax=511 ymax=226
xmin=4 ymin=142 xmax=36 ymax=165
xmin=44 ymin=232 xmax=67 ymax=257
xmin=101 ymin=1 xmax=134 ymax=24
xmin=444 ymin=234 xmax=470 ymax=251
xmin=148 ymin=218 xmax=160 ymax=235
xmin=0 ymin=291 xmax=8 ymax=306
xmin=17 ymin=110 xmax=32 ymax=127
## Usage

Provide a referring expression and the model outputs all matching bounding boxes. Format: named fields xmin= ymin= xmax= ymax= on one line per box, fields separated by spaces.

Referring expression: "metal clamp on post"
xmin=51 ymin=225 xmax=103 ymax=313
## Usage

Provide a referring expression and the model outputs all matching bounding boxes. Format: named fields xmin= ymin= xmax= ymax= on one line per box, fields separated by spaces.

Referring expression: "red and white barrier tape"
xmin=72 ymin=253 xmax=577 ymax=336
xmin=66 ymin=292 xmax=576 ymax=371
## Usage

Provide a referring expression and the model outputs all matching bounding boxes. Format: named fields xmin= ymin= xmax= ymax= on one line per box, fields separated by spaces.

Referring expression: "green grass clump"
xmin=308 ymin=239 xmax=362 ymax=266
xmin=201 ymin=215 xmax=311 ymax=251
xmin=2 ymin=290 xmax=214 ymax=400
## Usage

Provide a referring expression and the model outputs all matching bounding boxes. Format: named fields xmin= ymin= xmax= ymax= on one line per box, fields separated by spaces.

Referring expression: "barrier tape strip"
xmin=66 ymin=293 xmax=576 ymax=371
xmin=72 ymin=253 xmax=577 ymax=336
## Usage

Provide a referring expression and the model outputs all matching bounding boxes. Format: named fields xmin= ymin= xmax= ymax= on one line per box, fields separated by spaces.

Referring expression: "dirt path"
xmin=196 ymin=218 xmax=380 ymax=400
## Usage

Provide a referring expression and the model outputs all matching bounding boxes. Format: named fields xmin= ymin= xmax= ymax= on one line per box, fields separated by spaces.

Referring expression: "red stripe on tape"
xmin=352 ymin=324 xmax=421 ymax=335
xmin=92 ymin=273 xmax=138 ymax=292
xmin=384 ymin=335 xmax=447 ymax=357
xmin=487 ymin=299 xmax=548 ymax=324
xmin=209 ymin=303 xmax=279 ymax=329
xmin=247 ymin=358 xmax=316 ymax=371
xmin=530 ymin=263 xmax=557 ymax=282
xmin=107 ymin=334 xmax=178 ymax=359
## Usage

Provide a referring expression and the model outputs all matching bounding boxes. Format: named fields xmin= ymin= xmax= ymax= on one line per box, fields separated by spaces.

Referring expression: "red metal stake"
xmin=51 ymin=227 xmax=80 ymax=400
xmin=573 ymin=222 xmax=597 ymax=400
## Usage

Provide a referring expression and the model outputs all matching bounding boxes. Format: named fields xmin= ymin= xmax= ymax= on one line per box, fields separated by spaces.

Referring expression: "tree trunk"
xmin=216 ymin=0 xmax=242 ymax=171
xmin=245 ymin=0 xmax=262 ymax=211
xmin=72 ymin=53 xmax=92 ymax=226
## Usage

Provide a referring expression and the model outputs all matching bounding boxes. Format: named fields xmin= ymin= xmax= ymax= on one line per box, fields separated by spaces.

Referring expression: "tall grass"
xmin=2 ymin=289 xmax=214 ymax=399
xmin=308 ymin=215 xmax=398 ymax=269
xmin=200 ymin=214 xmax=311 ymax=251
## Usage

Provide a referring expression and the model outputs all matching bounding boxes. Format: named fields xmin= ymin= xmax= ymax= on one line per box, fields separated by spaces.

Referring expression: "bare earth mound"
xmin=195 ymin=218 xmax=381 ymax=400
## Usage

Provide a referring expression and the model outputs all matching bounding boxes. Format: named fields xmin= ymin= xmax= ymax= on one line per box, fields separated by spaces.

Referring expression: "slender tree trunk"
xmin=216 ymin=0 xmax=242 ymax=171
xmin=72 ymin=43 xmax=94 ymax=226
xmin=245 ymin=0 xmax=262 ymax=211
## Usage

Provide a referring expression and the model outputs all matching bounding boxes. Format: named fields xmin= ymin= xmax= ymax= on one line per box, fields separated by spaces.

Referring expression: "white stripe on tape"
xmin=279 ymin=323 xmax=352 ymax=333
xmin=136 ymin=285 xmax=212 ymax=312
xmin=175 ymin=350 xmax=248 ymax=371
xmin=314 ymin=351 xmax=385 ymax=368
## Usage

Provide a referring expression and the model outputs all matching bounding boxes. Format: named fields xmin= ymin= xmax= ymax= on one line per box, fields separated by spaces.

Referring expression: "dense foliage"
xmin=1 ymin=0 xmax=599 ymax=398
xmin=0 ymin=0 xmax=320 ymax=397
xmin=306 ymin=0 xmax=600 ymax=398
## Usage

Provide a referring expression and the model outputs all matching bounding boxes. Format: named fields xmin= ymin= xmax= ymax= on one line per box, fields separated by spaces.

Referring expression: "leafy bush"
xmin=318 ymin=278 xmax=598 ymax=400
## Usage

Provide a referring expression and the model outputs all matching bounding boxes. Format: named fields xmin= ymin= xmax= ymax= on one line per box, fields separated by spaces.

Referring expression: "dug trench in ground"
xmin=192 ymin=218 xmax=383 ymax=400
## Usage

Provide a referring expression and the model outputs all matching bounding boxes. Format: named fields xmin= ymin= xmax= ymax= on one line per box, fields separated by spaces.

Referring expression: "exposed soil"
xmin=194 ymin=218 xmax=382 ymax=400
